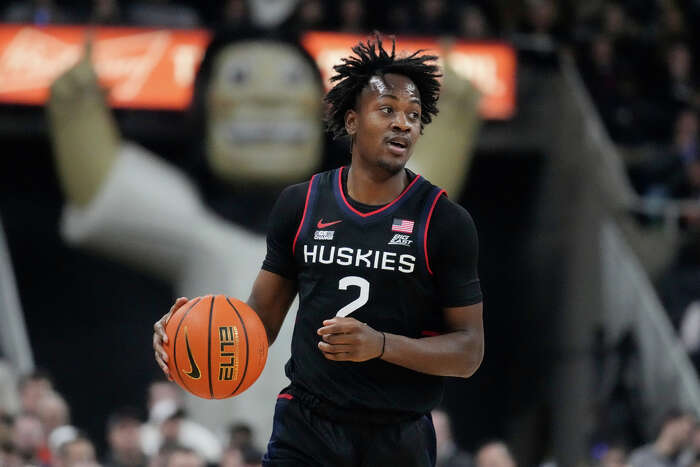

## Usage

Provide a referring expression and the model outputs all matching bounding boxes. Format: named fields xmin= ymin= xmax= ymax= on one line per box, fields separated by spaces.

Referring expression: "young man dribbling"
xmin=154 ymin=34 xmax=484 ymax=466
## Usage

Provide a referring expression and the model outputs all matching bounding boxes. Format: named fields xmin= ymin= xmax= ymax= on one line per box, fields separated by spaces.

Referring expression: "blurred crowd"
xmin=0 ymin=366 xmax=523 ymax=467
xmin=0 ymin=367 xmax=267 ymax=467
xmin=7 ymin=366 xmax=700 ymax=466
xmin=573 ymin=0 xmax=700 ymax=381
xmin=0 ymin=0 xmax=688 ymax=48
xmin=1 ymin=0 xmax=499 ymax=38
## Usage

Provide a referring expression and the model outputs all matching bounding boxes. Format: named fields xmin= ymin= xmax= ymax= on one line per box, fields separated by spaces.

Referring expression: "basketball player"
xmin=153 ymin=34 xmax=484 ymax=466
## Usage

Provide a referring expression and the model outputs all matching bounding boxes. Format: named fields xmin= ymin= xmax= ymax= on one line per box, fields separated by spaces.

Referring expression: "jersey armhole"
xmin=292 ymin=174 xmax=319 ymax=256
xmin=423 ymin=189 xmax=447 ymax=275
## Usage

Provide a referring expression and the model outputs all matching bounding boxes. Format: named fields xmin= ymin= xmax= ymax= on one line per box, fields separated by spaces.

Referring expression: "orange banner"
xmin=0 ymin=26 xmax=516 ymax=118
xmin=301 ymin=32 xmax=517 ymax=120
xmin=0 ymin=25 xmax=211 ymax=109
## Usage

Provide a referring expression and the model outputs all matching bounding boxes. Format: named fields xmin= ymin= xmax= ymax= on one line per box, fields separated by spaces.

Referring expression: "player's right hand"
xmin=153 ymin=297 xmax=189 ymax=381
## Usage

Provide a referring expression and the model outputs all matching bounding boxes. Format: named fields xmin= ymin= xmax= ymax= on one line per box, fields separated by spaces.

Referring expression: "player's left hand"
xmin=317 ymin=317 xmax=384 ymax=362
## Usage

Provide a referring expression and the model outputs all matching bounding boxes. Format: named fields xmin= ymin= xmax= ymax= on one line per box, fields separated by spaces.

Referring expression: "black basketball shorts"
xmin=262 ymin=386 xmax=436 ymax=467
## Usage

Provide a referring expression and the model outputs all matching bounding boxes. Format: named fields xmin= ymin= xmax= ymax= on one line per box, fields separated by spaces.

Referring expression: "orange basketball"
xmin=163 ymin=295 xmax=268 ymax=399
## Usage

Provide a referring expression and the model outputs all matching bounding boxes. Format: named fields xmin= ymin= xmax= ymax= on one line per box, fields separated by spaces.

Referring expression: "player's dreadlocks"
xmin=324 ymin=33 xmax=442 ymax=140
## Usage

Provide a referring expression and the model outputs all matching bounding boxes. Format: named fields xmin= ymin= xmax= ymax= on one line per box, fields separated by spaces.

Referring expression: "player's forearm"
xmin=247 ymin=294 xmax=287 ymax=346
xmin=380 ymin=330 xmax=484 ymax=378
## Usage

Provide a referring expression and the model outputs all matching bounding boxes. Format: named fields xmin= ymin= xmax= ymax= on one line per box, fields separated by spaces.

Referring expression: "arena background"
xmin=0 ymin=1 xmax=699 ymax=466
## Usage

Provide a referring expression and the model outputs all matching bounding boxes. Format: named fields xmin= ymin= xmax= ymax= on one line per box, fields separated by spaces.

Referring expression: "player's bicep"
xmin=442 ymin=302 xmax=484 ymax=377
xmin=247 ymin=269 xmax=297 ymax=345
xmin=430 ymin=200 xmax=483 ymax=307
xmin=262 ymin=182 xmax=307 ymax=279
xmin=444 ymin=302 xmax=483 ymax=333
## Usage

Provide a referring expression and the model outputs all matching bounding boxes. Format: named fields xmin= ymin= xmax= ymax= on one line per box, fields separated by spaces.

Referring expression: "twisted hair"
xmin=324 ymin=33 xmax=441 ymax=139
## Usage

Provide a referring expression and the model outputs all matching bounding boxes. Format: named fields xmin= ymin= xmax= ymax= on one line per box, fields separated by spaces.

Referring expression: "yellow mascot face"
xmin=205 ymin=41 xmax=324 ymax=185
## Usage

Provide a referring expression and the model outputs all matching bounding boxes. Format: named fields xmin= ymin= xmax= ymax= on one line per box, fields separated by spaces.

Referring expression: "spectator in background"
xmin=581 ymin=34 xmax=640 ymax=143
xmin=163 ymin=445 xmax=204 ymax=467
xmin=219 ymin=0 xmax=249 ymax=30
xmin=0 ymin=441 xmax=24 ymax=467
xmin=645 ymin=41 xmax=698 ymax=140
xmin=417 ymin=0 xmax=450 ymax=35
xmin=432 ymin=409 xmax=474 ymax=467
xmin=2 ymin=0 xmax=73 ymax=24
xmin=600 ymin=2 xmax=636 ymax=41
xmin=475 ymin=440 xmax=517 ymax=467
xmin=12 ymin=412 xmax=48 ymax=466
xmin=458 ymin=5 xmax=491 ymax=39
xmin=628 ymin=408 xmax=694 ymax=467
xmin=141 ymin=381 xmax=221 ymax=464
xmin=662 ymin=43 xmax=698 ymax=111
xmin=516 ymin=0 xmax=561 ymax=50
xmin=0 ymin=413 xmax=13 ymax=446
xmin=220 ymin=447 xmax=245 ymax=467
xmin=149 ymin=442 xmax=178 ymax=467
xmin=127 ymin=0 xmax=200 ymax=28
xmin=385 ymin=4 xmax=413 ymax=35
xmin=220 ymin=445 xmax=263 ymax=467
xmin=221 ymin=422 xmax=262 ymax=467
xmin=337 ymin=0 xmax=365 ymax=33
xmin=632 ymin=109 xmax=699 ymax=199
xmin=599 ymin=2 xmax=649 ymax=83
xmin=103 ymin=408 xmax=147 ymax=467
xmin=18 ymin=371 xmax=53 ymax=416
xmin=36 ymin=391 xmax=79 ymax=459
xmin=295 ymin=0 xmax=326 ymax=31
xmin=594 ymin=442 xmax=628 ymax=467
xmin=679 ymin=425 xmax=700 ymax=466
xmin=54 ymin=435 xmax=99 ymax=467
xmin=36 ymin=392 xmax=69 ymax=437
xmin=657 ymin=4 xmax=688 ymax=44
xmin=228 ymin=423 xmax=254 ymax=450
xmin=90 ymin=0 xmax=122 ymax=25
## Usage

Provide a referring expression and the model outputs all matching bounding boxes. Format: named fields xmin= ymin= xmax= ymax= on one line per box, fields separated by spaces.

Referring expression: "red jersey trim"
xmin=337 ymin=166 xmax=422 ymax=218
xmin=277 ymin=393 xmax=294 ymax=400
xmin=424 ymin=189 xmax=446 ymax=275
xmin=292 ymin=174 xmax=318 ymax=256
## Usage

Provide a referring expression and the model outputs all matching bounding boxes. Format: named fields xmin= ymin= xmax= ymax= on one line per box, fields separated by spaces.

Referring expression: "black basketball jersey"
xmin=286 ymin=166 xmax=449 ymax=415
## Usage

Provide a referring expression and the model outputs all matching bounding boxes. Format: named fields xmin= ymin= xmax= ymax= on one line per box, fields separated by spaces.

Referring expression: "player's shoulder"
xmin=271 ymin=182 xmax=310 ymax=221
xmin=279 ymin=168 xmax=338 ymax=199
xmin=430 ymin=193 xmax=477 ymax=232
xmin=279 ymin=180 xmax=310 ymax=201
xmin=276 ymin=168 xmax=335 ymax=210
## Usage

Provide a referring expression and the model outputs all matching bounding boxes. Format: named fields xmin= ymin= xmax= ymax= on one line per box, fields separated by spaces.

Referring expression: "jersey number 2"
xmin=336 ymin=276 xmax=369 ymax=317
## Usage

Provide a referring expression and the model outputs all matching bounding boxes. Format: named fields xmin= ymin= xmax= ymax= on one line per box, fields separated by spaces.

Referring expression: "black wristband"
xmin=378 ymin=331 xmax=386 ymax=359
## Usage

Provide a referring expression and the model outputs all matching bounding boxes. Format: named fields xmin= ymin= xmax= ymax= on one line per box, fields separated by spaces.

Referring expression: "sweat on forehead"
xmin=365 ymin=74 xmax=420 ymax=98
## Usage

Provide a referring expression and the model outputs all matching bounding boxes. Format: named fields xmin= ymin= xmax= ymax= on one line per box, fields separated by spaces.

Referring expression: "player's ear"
xmin=345 ymin=109 xmax=358 ymax=138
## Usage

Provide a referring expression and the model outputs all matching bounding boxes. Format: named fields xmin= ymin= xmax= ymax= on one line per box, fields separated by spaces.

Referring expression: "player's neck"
xmin=346 ymin=160 xmax=409 ymax=206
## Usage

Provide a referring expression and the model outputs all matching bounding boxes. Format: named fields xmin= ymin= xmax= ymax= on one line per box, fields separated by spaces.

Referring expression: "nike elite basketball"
xmin=163 ymin=295 xmax=268 ymax=399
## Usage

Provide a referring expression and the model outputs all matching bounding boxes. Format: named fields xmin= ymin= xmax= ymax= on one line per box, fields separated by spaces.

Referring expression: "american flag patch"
xmin=391 ymin=218 xmax=414 ymax=233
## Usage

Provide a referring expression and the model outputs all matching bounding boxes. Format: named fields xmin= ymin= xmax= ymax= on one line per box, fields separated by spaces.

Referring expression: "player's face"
xmin=346 ymin=73 xmax=422 ymax=175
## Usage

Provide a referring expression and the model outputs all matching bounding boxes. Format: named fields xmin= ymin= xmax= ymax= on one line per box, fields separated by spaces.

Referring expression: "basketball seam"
xmin=172 ymin=297 xmax=203 ymax=395
xmin=207 ymin=296 xmax=215 ymax=399
xmin=225 ymin=297 xmax=250 ymax=398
